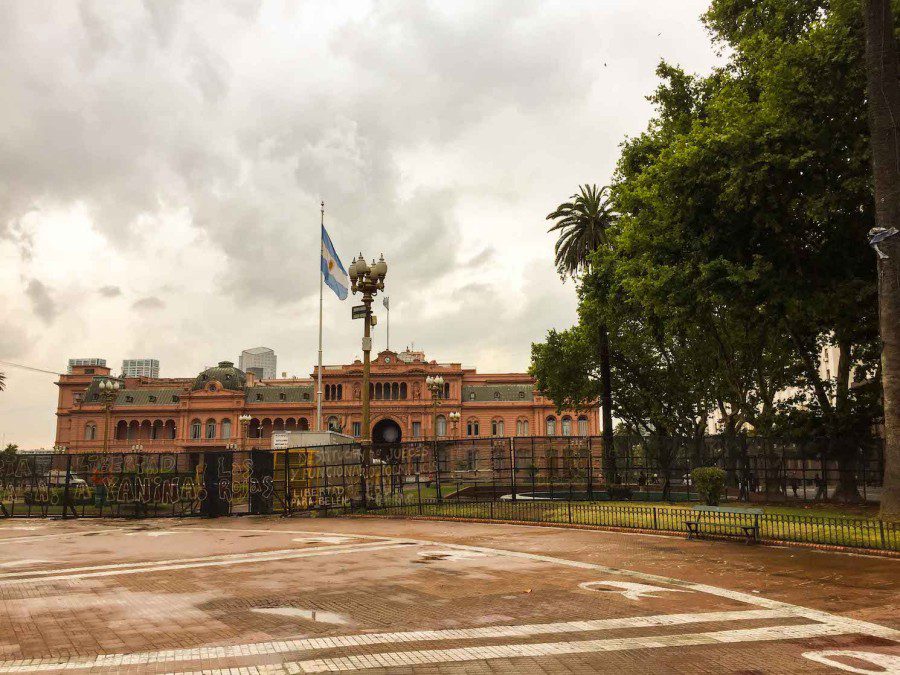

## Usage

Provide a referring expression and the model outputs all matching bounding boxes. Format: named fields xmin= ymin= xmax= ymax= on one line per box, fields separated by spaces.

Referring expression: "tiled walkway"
xmin=0 ymin=517 xmax=897 ymax=673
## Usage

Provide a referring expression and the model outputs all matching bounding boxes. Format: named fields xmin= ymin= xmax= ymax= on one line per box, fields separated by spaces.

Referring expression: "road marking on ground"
xmin=0 ymin=560 xmax=49 ymax=569
xmin=0 ymin=609 xmax=798 ymax=673
xmin=0 ymin=528 xmax=127 ymax=543
xmin=579 ymin=580 xmax=691 ymax=601
xmin=0 ymin=541 xmax=411 ymax=585
xmin=168 ymin=624 xmax=854 ymax=674
xmin=802 ymin=650 xmax=900 ymax=674
xmin=123 ymin=530 xmax=178 ymax=537
xmin=292 ymin=536 xmax=358 ymax=545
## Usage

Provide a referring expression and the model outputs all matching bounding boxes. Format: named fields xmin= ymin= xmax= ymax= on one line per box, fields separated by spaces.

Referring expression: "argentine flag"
xmin=321 ymin=225 xmax=349 ymax=300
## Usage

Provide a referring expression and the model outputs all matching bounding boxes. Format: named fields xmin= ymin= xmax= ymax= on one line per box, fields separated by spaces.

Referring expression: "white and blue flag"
xmin=320 ymin=225 xmax=349 ymax=300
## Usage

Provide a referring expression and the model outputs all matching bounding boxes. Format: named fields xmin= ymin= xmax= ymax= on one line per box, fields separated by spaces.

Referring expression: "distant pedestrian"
xmin=637 ymin=472 xmax=647 ymax=487
xmin=815 ymin=474 xmax=828 ymax=500
xmin=790 ymin=476 xmax=799 ymax=498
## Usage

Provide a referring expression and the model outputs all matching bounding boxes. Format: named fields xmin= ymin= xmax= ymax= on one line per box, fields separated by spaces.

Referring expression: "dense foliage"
xmin=531 ymin=0 xmax=899 ymax=501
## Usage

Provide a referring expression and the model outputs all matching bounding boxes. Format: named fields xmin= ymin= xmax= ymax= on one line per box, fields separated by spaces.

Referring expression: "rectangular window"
xmin=352 ymin=422 xmax=361 ymax=437
xmin=412 ymin=421 xmax=422 ymax=438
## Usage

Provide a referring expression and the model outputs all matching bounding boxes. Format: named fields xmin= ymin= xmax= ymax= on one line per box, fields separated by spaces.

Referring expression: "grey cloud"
xmin=463 ymin=248 xmax=495 ymax=268
xmin=25 ymin=279 xmax=58 ymax=323
xmin=132 ymin=296 xmax=165 ymax=310
xmin=98 ymin=285 xmax=122 ymax=297
xmin=0 ymin=321 xmax=30 ymax=359
xmin=0 ymin=1 xmax=598 ymax=306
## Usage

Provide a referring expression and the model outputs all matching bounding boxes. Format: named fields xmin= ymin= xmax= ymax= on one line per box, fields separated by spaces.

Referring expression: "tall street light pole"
xmin=426 ymin=375 xmax=444 ymax=503
xmin=98 ymin=379 xmax=121 ymax=454
xmin=348 ymin=253 xmax=388 ymax=448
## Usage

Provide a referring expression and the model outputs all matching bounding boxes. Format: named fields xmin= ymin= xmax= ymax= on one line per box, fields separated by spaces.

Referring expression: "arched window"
xmin=392 ymin=382 xmax=400 ymax=400
xmin=375 ymin=383 xmax=383 ymax=400
xmin=436 ymin=415 xmax=447 ymax=437
xmin=84 ymin=423 xmax=96 ymax=440
xmin=221 ymin=419 xmax=232 ymax=439
xmin=467 ymin=419 xmax=479 ymax=437
xmin=127 ymin=420 xmax=139 ymax=440
xmin=491 ymin=419 xmax=504 ymax=436
xmin=400 ymin=383 xmax=408 ymax=399
xmin=444 ymin=382 xmax=450 ymax=399
xmin=327 ymin=416 xmax=339 ymax=432
xmin=115 ymin=420 xmax=128 ymax=440
xmin=337 ymin=384 xmax=343 ymax=400
xmin=205 ymin=419 xmax=217 ymax=439
xmin=165 ymin=420 xmax=177 ymax=440
xmin=190 ymin=419 xmax=202 ymax=440
xmin=577 ymin=415 xmax=589 ymax=436
xmin=561 ymin=416 xmax=572 ymax=436
xmin=546 ymin=416 xmax=557 ymax=435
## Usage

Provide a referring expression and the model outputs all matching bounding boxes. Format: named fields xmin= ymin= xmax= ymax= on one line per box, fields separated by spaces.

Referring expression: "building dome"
xmin=191 ymin=361 xmax=246 ymax=391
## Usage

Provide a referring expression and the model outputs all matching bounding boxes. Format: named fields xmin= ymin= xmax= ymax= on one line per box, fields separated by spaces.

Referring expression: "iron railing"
xmin=0 ymin=437 xmax=893 ymax=553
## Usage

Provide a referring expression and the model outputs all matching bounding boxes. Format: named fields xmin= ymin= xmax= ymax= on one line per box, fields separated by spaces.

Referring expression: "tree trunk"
xmin=832 ymin=437 xmax=865 ymax=503
xmin=863 ymin=0 xmax=900 ymax=521
xmin=598 ymin=323 xmax=617 ymax=482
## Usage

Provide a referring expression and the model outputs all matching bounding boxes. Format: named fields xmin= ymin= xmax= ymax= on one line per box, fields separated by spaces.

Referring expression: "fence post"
xmin=490 ymin=499 xmax=494 ymax=520
xmin=653 ymin=506 xmax=658 ymax=531
xmin=283 ymin=447 xmax=291 ymax=517
xmin=62 ymin=454 xmax=73 ymax=519
xmin=509 ymin=438 xmax=517 ymax=502
xmin=587 ymin=437 xmax=594 ymax=501
xmin=879 ymin=519 xmax=886 ymax=550
xmin=567 ymin=499 xmax=572 ymax=524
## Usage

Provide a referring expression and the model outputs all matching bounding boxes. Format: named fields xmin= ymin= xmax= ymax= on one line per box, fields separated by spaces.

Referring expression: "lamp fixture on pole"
xmin=98 ymin=379 xmax=121 ymax=454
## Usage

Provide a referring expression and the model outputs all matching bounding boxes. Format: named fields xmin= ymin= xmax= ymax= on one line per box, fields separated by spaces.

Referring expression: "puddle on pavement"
xmin=250 ymin=607 xmax=349 ymax=624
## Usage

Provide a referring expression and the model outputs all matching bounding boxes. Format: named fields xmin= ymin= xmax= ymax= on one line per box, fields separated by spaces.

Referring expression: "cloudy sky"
xmin=0 ymin=0 xmax=721 ymax=448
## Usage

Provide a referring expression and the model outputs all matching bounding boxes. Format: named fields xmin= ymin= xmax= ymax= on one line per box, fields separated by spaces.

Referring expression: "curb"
xmin=347 ymin=513 xmax=900 ymax=559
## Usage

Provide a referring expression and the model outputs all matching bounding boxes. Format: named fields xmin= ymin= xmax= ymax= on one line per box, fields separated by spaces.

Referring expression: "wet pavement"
xmin=0 ymin=516 xmax=897 ymax=673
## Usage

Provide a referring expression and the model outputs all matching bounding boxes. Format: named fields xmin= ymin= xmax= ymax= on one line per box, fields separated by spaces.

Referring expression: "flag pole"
xmin=317 ymin=201 xmax=324 ymax=432
xmin=386 ymin=299 xmax=390 ymax=351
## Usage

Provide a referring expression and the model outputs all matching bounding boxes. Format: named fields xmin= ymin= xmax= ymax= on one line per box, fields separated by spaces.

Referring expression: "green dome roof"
xmin=192 ymin=361 xmax=246 ymax=391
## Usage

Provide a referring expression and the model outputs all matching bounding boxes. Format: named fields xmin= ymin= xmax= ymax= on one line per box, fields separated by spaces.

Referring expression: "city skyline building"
xmin=239 ymin=347 xmax=277 ymax=380
xmin=67 ymin=358 xmax=106 ymax=374
xmin=121 ymin=359 xmax=160 ymax=378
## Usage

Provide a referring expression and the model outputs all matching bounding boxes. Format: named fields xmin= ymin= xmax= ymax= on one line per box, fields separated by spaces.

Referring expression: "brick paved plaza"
xmin=0 ymin=518 xmax=897 ymax=674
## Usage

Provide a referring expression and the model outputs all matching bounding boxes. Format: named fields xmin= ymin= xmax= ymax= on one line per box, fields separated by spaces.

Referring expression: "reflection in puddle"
xmin=250 ymin=607 xmax=349 ymax=624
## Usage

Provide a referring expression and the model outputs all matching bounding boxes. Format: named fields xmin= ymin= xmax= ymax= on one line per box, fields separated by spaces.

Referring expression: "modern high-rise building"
xmin=239 ymin=347 xmax=277 ymax=380
xmin=67 ymin=358 xmax=106 ymax=374
xmin=122 ymin=359 xmax=160 ymax=378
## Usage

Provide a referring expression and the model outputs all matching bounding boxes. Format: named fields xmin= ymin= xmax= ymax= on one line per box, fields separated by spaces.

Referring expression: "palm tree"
xmin=0 ymin=371 xmax=5 ymax=392
xmin=547 ymin=184 xmax=618 ymax=481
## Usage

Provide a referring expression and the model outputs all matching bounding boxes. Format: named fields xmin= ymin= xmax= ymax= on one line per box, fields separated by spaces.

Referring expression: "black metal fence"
xmin=0 ymin=435 xmax=893 ymax=552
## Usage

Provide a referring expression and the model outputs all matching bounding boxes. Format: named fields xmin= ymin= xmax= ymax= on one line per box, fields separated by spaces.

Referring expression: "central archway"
xmin=372 ymin=418 xmax=402 ymax=444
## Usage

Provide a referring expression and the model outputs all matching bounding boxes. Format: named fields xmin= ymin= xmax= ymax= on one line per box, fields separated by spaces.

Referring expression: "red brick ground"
xmin=0 ymin=517 xmax=897 ymax=673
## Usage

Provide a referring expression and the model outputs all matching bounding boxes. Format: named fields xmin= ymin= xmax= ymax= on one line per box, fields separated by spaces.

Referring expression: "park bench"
xmin=685 ymin=505 xmax=764 ymax=544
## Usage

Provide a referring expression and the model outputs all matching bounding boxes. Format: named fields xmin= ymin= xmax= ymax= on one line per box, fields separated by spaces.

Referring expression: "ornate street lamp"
xmin=426 ymin=375 xmax=445 ymax=502
xmin=448 ymin=411 xmax=461 ymax=438
xmin=98 ymin=379 xmax=121 ymax=454
xmin=238 ymin=414 xmax=252 ymax=452
xmin=348 ymin=253 xmax=388 ymax=444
